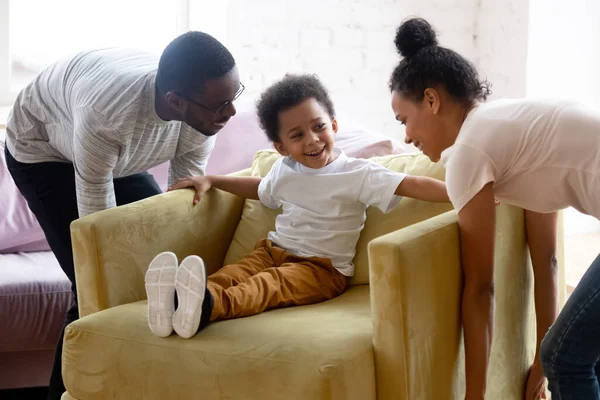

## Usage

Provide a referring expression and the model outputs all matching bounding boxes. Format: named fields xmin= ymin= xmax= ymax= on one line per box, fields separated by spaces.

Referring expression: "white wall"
xmin=2 ymin=0 xmax=531 ymax=138
xmin=527 ymin=0 xmax=600 ymax=104
xmin=478 ymin=0 xmax=529 ymax=99
xmin=0 ymin=0 xmax=11 ymax=105
xmin=527 ymin=0 xmax=600 ymax=234
xmin=210 ymin=0 xmax=529 ymax=139
xmin=1 ymin=0 xmax=190 ymax=105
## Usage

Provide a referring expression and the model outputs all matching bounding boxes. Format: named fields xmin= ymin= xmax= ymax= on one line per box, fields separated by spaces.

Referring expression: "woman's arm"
xmin=457 ymin=183 xmax=496 ymax=400
xmin=524 ymin=210 xmax=559 ymax=399
xmin=395 ymin=175 xmax=450 ymax=202
xmin=169 ymin=175 xmax=262 ymax=204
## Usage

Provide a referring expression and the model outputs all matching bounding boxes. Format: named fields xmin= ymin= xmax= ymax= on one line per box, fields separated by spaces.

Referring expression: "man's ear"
xmin=331 ymin=118 xmax=338 ymax=134
xmin=273 ymin=141 xmax=289 ymax=156
xmin=165 ymin=91 xmax=187 ymax=114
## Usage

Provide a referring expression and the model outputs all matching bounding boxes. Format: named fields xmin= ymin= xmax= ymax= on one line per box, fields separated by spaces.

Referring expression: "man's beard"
xmin=184 ymin=111 xmax=219 ymax=137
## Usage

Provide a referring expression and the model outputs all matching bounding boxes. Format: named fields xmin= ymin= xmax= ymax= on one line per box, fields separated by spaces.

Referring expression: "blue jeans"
xmin=540 ymin=252 xmax=600 ymax=399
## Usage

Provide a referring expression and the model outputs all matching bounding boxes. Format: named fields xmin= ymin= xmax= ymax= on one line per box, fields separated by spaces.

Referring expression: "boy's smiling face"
xmin=274 ymin=98 xmax=338 ymax=169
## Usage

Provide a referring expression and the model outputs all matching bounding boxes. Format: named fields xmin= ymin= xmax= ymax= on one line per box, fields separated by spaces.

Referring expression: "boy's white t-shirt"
xmin=258 ymin=149 xmax=406 ymax=276
xmin=441 ymin=99 xmax=600 ymax=219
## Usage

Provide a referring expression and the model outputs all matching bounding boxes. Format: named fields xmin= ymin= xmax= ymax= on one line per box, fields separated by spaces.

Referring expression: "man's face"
xmin=180 ymin=66 xmax=242 ymax=136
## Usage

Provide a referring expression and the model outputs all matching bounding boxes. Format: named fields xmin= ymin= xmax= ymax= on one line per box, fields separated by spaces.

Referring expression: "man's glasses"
xmin=180 ymin=83 xmax=245 ymax=116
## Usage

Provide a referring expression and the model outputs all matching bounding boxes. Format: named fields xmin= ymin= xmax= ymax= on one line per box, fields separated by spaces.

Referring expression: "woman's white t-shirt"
xmin=441 ymin=99 xmax=600 ymax=218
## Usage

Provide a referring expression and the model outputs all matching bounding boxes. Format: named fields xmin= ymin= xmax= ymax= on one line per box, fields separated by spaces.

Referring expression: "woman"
xmin=389 ymin=18 xmax=600 ymax=400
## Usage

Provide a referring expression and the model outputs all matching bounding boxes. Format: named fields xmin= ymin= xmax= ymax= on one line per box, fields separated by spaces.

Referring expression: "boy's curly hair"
xmin=256 ymin=74 xmax=336 ymax=142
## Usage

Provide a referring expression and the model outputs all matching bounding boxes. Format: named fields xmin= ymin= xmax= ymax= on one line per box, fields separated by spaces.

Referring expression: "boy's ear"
xmin=331 ymin=118 xmax=338 ymax=134
xmin=273 ymin=141 xmax=289 ymax=156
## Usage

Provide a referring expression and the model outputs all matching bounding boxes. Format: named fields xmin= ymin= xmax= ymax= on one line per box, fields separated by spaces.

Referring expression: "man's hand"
xmin=169 ymin=176 xmax=212 ymax=205
xmin=525 ymin=361 xmax=547 ymax=399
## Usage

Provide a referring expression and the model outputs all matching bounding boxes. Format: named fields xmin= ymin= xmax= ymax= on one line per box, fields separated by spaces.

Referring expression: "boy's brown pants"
xmin=208 ymin=239 xmax=347 ymax=321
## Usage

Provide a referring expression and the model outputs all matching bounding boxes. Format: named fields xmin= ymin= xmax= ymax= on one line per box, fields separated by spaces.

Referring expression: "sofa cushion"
xmin=224 ymin=150 xmax=453 ymax=285
xmin=0 ymin=251 xmax=71 ymax=352
xmin=63 ymin=285 xmax=375 ymax=400
xmin=0 ymin=137 xmax=51 ymax=252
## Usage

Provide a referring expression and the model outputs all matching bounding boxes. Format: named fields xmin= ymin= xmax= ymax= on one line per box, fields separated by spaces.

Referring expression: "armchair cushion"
xmin=63 ymin=286 xmax=376 ymax=400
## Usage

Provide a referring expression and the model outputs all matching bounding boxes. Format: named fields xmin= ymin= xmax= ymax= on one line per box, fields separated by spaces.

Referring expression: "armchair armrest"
xmin=71 ymin=172 xmax=248 ymax=317
xmin=368 ymin=205 xmax=566 ymax=399
xmin=368 ymin=210 xmax=463 ymax=400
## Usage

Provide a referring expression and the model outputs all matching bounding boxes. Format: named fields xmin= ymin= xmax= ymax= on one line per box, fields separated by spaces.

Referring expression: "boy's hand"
xmin=169 ymin=176 xmax=213 ymax=205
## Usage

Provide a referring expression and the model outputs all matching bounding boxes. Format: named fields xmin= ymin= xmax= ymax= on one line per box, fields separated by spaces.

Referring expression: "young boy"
xmin=145 ymin=74 xmax=449 ymax=339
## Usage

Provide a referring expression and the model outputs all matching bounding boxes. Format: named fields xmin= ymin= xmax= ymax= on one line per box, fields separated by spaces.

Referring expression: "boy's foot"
xmin=173 ymin=255 xmax=207 ymax=339
xmin=145 ymin=252 xmax=178 ymax=337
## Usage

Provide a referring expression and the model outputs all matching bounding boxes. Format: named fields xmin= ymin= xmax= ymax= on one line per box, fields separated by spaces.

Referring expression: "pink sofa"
xmin=0 ymin=252 xmax=71 ymax=389
xmin=0 ymin=107 xmax=411 ymax=390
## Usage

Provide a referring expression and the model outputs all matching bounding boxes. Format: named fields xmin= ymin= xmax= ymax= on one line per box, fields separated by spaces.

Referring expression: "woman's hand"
xmin=168 ymin=176 xmax=212 ymax=205
xmin=525 ymin=361 xmax=547 ymax=400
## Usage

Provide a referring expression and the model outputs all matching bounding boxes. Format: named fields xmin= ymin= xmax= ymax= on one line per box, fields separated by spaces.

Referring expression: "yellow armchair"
xmin=61 ymin=152 xmax=564 ymax=400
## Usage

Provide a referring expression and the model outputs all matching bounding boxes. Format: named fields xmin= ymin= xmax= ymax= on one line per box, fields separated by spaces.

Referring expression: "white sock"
xmin=173 ymin=255 xmax=206 ymax=339
xmin=145 ymin=252 xmax=178 ymax=337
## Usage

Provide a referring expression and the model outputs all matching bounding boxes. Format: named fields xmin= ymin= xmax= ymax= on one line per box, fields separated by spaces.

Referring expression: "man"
xmin=4 ymin=31 xmax=243 ymax=399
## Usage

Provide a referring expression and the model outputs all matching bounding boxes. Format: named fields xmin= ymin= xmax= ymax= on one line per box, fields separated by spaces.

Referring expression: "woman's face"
xmin=391 ymin=89 xmax=448 ymax=162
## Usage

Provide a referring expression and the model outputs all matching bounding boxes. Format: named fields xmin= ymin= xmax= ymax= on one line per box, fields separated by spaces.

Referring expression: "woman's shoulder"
xmin=459 ymin=98 xmax=552 ymax=144
xmin=469 ymin=98 xmax=579 ymax=123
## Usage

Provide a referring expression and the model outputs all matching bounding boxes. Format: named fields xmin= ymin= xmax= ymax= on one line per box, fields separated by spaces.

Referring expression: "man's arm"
xmin=457 ymin=182 xmax=496 ymax=400
xmin=169 ymin=175 xmax=261 ymax=204
xmin=73 ymin=109 xmax=121 ymax=217
xmin=168 ymin=135 xmax=216 ymax=187
xmin=395 ymin=175 xmax=450 ymax=202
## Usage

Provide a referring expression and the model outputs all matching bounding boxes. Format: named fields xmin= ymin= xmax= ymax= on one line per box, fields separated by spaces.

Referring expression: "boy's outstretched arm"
xmin=169 ymin=175 xmax=262 ymax=204
xmin=395 ymin=176 xmax=450 ymax=203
